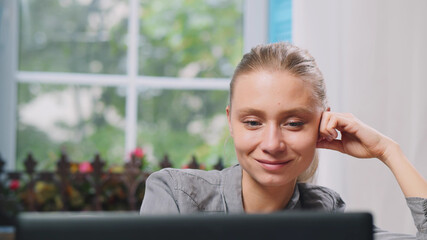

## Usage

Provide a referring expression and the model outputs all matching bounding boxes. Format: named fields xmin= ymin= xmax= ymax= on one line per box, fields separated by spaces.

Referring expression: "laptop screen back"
xmin=16 ymin=211 xmax=373 ymax=240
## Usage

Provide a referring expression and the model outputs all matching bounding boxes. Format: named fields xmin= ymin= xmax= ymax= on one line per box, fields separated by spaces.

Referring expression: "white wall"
xmin=294 ymin=0 xmax=427 ymax=234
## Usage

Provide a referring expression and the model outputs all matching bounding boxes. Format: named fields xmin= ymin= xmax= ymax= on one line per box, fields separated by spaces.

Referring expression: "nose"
xmin=259 ymin=124 xmax=286 ymax=155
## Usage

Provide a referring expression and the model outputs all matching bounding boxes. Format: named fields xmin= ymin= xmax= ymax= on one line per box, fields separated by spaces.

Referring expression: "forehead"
xmin=231 ymin=70 xmax=318 ymax=112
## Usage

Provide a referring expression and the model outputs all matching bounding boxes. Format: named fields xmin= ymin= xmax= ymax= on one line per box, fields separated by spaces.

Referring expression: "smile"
xmin=255 ymin=159 xmax=293 ymax=171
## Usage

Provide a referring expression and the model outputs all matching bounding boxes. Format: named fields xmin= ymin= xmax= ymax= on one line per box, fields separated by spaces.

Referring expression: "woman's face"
xmin=227 ymin=70 xmax=322 ymax=187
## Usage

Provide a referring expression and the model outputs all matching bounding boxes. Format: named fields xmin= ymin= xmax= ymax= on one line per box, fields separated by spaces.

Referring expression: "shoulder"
xmin=146 ymin=166 xmax=238 ymax=212
xmin=297 ymin=183 xmax=346 ymax=212
xmin=147 ymin=167 xmax=223 ymax=188
xmin=147 ymin=165 xmax=241 ymax=188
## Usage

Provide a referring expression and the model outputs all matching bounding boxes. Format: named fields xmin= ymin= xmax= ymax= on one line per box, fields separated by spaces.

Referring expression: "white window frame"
xmin=0 ymin=0 xmax=267 ymax=170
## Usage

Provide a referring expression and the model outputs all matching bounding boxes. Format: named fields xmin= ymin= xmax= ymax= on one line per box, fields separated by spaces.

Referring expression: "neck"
xmin=241 ymin=171 xmax=296 ymax=213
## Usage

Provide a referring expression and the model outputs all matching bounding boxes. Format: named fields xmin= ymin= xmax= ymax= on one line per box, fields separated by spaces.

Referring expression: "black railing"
xmin=0 ymin=152 xmax=225 ymax=221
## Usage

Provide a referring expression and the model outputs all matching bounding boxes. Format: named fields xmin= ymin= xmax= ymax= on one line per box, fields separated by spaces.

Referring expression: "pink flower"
xmin=79 ymin=162 xmax=93 ymax=173
xmin=131 ymin=147 xmax=145 ymax=159
xmin=9 ymin=179 xmax=20 ymax=190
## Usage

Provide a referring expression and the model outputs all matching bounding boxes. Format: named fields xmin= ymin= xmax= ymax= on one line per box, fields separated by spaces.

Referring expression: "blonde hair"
xmin=229 ymin=42 xmax=328 ymax=183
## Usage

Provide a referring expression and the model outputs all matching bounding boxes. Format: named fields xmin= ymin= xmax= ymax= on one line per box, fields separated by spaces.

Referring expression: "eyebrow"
xmin=236 ymin=107 xmax=315 ymax=117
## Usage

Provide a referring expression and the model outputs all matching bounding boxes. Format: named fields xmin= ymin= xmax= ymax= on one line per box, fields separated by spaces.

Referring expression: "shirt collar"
xmin=222 ymin=164 xmax=302 ymax=212
xmin=284 ymin=183 xmax=301 ymax=210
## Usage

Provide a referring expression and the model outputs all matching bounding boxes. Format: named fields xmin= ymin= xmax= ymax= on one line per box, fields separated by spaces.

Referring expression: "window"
xmin=0 ymin=0 xmax=269 ymax=170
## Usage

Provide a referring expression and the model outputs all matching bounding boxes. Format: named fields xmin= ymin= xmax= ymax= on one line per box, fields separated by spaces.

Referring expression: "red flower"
xmin=79 ymin=162 xmax=93 ymax=173
xmin=182 ymin=164 xmax=189 ymax=169
xmin=9 ymin=179 xmax=20 ymax=190
xmin=131 ymin=147 xmax=145 ymax=159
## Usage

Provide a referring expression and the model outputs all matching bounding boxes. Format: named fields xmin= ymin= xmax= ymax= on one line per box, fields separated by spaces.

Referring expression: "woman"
xmin=140 ymin=42 xmax=427 ymax=239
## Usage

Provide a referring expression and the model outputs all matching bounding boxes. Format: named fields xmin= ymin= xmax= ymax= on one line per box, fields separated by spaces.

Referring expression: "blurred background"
xmin=1 ymin=0 xmax=426 ymax=235
xmin=1 ymin=0 xmax=248 ymax=171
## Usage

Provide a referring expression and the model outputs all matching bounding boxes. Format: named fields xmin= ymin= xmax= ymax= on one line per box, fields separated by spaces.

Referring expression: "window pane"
xmin=137 ymin=89 xmax=237 ymax=169
xmin=139 ymin=0 xmax=244 ymax=78
xmin=19 ymin=0 xmax=128 ymax=74
xmin=16 ymin=83 xmax=126 ymax=170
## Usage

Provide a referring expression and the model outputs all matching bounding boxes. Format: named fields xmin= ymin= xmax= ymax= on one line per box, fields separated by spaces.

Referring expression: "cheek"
xmin=231 ymin=124 xmax=260 ymax=153
xmin=285 ymin=128 xmax=318 ymax=154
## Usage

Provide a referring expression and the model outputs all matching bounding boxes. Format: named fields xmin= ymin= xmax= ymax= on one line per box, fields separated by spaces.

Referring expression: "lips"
xmin=255 ymin=159 xmax=293 ymax=171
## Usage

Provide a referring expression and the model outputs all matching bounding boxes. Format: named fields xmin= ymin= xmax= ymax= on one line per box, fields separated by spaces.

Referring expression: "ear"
xmin=226 ymin=105 xmax=233 ymax=137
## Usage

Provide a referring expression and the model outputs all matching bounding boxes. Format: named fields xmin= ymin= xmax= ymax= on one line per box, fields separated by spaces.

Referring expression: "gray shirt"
xmin=140 ymin=164 xmax=427 ymax=240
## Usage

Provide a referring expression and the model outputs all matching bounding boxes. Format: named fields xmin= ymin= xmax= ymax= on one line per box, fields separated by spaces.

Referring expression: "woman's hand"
xmin=316 ymin=112 xmax=395 ymax=162
xmin=316 ymin=112 xmax=427 ymax=198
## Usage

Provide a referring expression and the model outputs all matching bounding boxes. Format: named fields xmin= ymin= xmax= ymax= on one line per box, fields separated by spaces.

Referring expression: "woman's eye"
xmin=287 ymin=122 xmax=304 ymax=128
xmin=243 ymin=120 xmax=261 ymax=127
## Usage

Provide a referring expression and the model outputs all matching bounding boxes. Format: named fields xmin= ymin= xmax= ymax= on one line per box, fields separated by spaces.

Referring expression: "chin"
xmin=255 ymin=174 xmax=296 ymax=188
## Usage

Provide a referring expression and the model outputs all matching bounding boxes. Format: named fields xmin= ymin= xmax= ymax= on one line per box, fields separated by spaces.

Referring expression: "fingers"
xmin=318 ymin=112 xmax=357 ymax=141
xmin=326 ymin=115 xmax=339 ymax=139
xmin=318 ymin=112 xmax=337 ymax=141
xmin=318 ymin=113 xmax=334 ymax=141
xmin=317 ymin=112 xmax=392 ymax=159
xmin=317 ymin=113 xmax=348 ymax=153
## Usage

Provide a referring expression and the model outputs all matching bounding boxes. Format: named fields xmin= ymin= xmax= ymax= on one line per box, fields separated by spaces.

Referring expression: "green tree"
xmin=16 ymin=0 xmax=243 ymax=170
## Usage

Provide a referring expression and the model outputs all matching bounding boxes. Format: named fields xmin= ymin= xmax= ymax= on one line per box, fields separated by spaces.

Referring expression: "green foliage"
xmin=139 ymin=0 xmax=243 ymax=77
xmin=17 ymin=83 xmax=68 ymax=106
xmin=137 ymin=89 xmax=235 ymax=167
xmin=19 ymin=0 xmax=128 ymax=74
xmin=16 ymin=123 xmax=59 ymax=171
xmin=16 ymin=84 xmax=126 ymax=170
xmin=16 ymin=0 xmax=243 ymax=170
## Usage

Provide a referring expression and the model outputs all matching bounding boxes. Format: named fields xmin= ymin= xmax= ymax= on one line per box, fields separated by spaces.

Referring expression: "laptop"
xmin=16 ymin=211 xmax=373 ymax=240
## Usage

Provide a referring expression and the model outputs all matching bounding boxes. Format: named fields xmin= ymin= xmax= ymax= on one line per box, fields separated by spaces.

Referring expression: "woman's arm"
xmin=381 ymin=142 xmax=427 ymax=198
xmin=316 ymin=112 xmax=427 ymax=198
